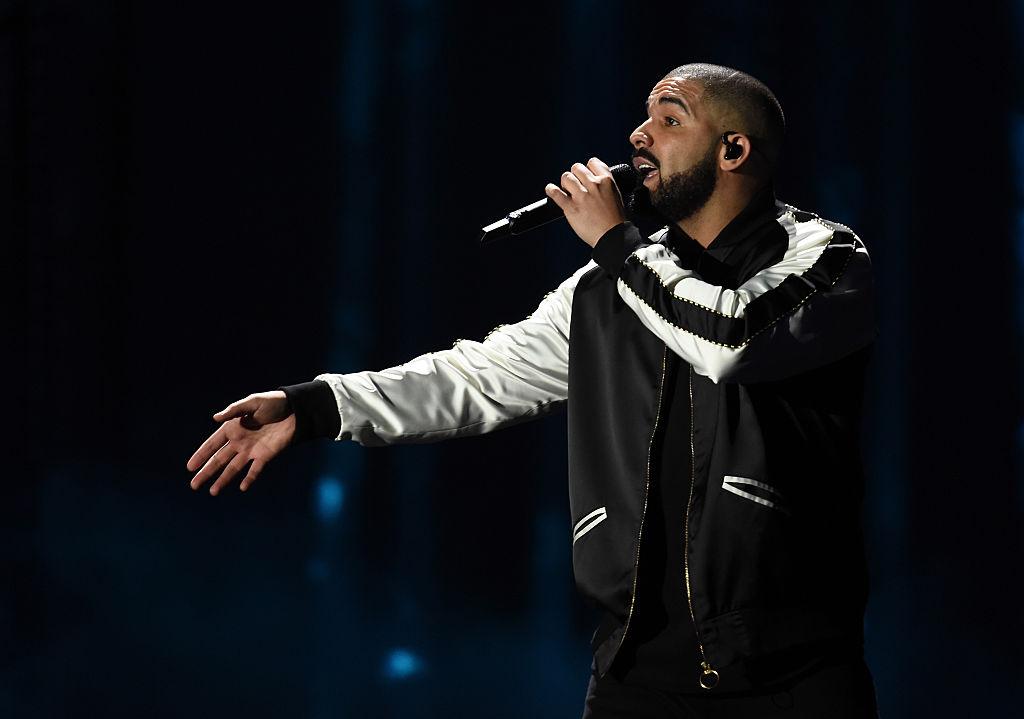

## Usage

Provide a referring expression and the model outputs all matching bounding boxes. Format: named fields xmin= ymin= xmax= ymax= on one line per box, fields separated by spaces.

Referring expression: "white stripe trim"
xmin=723 ymin=475 xmax=786 ymax=499
xmin=614 ymin=212 xmax=871 ymax=384
xmin=722 ymin=475 xmax=791 ymax=516
xmin=572 ymin=508 xmax=608 ymax=544
xmin=573 ymin=514 xmax=607 ymax=544
xmin=628 ymin=213 xmax=832 ymax=321
xmin=573 ymin=506 xmax=607 ymax=534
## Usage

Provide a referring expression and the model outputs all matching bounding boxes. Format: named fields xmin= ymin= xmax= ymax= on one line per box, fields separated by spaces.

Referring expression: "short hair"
xmin=662 ymin=63 xmax=786 ymax=176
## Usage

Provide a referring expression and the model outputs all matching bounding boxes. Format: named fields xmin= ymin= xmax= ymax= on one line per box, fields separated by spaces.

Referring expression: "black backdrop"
xmin=8 ymin=0 xmax=1023 ymax=716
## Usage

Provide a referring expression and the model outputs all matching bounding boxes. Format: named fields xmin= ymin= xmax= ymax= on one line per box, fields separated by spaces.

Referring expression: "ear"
xmin=719 ymin=131 xmax=753 ymax=169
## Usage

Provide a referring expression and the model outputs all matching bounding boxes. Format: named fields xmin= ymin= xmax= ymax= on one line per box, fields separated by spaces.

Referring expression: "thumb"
xmin=213 ymin=396 xmax=257 ymax=422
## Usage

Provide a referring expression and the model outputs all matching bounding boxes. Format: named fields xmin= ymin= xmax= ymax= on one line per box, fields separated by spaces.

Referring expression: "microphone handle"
xmin=478 ymin=198 xmax=563 ymax=245
xmin=479 ymin=162 xmax=639 ymax=245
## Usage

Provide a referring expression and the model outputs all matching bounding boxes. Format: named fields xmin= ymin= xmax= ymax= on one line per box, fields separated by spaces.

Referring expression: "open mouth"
xmin=632 ymin=157 xmax=659 ymax=187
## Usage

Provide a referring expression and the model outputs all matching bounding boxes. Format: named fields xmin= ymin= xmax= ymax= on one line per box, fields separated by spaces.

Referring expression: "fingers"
xmin=545 ymin=169 xmax=586 ymax=211
xmin=587 ymin=157 xmax=611 ymax=176
xmin=588 ymin=156 xmax=622 ymax=203
xmin=563 ymin=167 xmax=588 ymax=194
xmin=186 ymin=424 xmax=228 ymax=473
xmin=208 ymin=452 xmax=252 ymax=496
xmin=546 ymin=158 xmax=610 ymax=208
xmin=186 ymin=421 xmax=268 ymax=494
xmin=213 ymin=395 xmax=257 ymax=423
xmin=544 ymin=183 xmax=569 ymax=209
xmin=571 ymin=161 xmax=599 ymax=186
xmin=239 ymin=458 xmax=266 ymax=493
xmin=189 ymin=442 xmax=236 ymax=492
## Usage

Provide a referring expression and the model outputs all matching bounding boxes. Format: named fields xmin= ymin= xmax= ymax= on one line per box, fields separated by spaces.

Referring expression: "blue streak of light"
xmin=315 ymin=475 xmax=345 ymax=523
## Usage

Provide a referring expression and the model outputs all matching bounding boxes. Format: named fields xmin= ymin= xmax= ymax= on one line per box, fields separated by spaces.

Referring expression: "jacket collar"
xmin=663 ymin=181 xmax=781 ymax=270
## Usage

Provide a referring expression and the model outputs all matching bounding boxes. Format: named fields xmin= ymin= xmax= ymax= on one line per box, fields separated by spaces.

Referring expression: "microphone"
xmin=478 ymin=162 xmax=641 ymax=245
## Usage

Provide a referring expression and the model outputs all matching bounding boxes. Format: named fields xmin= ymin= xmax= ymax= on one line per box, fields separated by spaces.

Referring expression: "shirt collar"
xmin=664 ymin=180 xmax=780 ymax=265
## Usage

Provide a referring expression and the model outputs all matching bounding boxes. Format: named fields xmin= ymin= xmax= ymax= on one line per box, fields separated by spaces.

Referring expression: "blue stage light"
xmin=383 ymin=648 xmax=422 ymax=679
xmin=315 ymin=475 xmax=345 ymax=522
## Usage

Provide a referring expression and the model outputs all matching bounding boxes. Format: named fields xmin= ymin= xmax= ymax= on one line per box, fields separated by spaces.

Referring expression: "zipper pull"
xmin=698 ymin=660 xmax=720 ymax=689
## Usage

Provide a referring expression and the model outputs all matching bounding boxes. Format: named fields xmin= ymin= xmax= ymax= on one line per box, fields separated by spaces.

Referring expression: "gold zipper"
xmin=611 ymin=344 xmax=668 ymax=665
xmin=686 ymin=362 xmax=719 ymax=690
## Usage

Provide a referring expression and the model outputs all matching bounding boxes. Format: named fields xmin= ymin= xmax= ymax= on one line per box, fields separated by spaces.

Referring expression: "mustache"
xmin=631 ymin=149 xmax=659 ymax=168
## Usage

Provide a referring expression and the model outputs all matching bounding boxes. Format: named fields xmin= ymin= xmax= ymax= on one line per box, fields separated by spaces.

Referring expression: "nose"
xmin=630 ymin=120 xmax=652 ymax=149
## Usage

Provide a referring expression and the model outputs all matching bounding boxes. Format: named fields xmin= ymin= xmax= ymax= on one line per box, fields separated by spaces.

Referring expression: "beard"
xmin=626 ymin=140 xmax=719 ymax=225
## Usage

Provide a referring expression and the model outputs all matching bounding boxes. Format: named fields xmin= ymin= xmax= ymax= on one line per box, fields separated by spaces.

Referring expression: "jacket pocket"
xmin=572 ymin=505 xmax=608 ymax=545
xmin=721 ymin=475 xmax=791 ymax=516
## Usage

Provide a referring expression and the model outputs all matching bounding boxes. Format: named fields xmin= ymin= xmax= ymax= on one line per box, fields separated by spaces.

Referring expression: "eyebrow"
xmin=645 ymin=95 xmax=691 ymax=116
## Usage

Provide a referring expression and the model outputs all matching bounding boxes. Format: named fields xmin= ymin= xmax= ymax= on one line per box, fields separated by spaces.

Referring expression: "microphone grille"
xmin=610 ymin=163 xmax=641 ymax=194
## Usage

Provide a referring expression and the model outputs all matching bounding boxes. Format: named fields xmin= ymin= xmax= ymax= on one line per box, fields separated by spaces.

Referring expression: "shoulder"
xmin=770 ymin=202 xmax=874 ymax=302
xmin=733 ymin=201 xmax=873 ymax=294
xmin=775 ymin=200 xmax=867 ymax=252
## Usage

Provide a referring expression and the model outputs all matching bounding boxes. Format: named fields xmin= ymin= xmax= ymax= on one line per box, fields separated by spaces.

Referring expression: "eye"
xmin=664 ymin=116 xmax=680 ymax=126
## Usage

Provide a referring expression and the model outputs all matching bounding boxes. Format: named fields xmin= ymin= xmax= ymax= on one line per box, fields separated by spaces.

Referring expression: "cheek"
xmin=658 ymin=141 xmax=690 ymax=171
xmin=659 ymin=156 xmax=683 ymax=177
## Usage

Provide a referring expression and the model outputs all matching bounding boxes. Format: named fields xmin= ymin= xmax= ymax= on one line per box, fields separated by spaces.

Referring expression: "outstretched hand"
xmin=186 ymin=390 xmax=295 ymax=495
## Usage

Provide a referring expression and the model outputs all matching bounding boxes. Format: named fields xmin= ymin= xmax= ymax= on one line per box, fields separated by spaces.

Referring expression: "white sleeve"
xmin=315 ymin=260 xmax=597 ymax=445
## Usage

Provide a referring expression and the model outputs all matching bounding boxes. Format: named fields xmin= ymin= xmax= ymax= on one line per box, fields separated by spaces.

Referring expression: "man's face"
xmin=628 ymin=76 xmax=721 ymax=222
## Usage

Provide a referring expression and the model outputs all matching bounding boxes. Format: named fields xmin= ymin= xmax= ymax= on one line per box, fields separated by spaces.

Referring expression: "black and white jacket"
xmin=281 ymin=181 xmax=878 ymax=689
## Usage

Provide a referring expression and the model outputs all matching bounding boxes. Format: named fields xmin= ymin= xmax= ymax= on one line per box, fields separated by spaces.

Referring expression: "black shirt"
xmin=604 ymin=347 xmax=704 ymax=690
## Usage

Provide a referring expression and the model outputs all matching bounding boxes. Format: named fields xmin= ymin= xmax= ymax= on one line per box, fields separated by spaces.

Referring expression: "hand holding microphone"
xmin=479 ymin=158 xmax=640 ymax=246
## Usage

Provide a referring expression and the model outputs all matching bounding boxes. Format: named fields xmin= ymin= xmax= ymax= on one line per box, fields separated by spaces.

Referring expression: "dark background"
xmin=7 ymin=0 xmax=1023 ymax=716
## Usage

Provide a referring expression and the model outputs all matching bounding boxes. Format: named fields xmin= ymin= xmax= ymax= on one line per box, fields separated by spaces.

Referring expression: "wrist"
xmin=278 ymin=380 xmax=341 ymax=443
xmin=591 ymin=221 xmax=646 ymax=278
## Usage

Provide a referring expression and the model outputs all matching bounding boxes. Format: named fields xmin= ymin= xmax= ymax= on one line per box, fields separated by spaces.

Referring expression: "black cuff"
xmin=591 ymin=221 xmax=647 ymax=278
xmin=278 ymin=380 xmax=341 ymax=444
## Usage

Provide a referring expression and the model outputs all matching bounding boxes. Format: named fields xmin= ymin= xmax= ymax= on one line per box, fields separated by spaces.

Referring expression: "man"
xmin=187 ymin=63 xmax=880 ymax=717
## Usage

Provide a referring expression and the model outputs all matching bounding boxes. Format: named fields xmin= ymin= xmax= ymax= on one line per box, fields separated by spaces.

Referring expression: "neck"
xmin=675 ymin=181 xmax=765 ymax=249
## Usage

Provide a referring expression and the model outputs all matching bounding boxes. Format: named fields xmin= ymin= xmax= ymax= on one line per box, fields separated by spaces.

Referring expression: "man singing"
xmin=187 ymin=62 xmax=880 ymax=717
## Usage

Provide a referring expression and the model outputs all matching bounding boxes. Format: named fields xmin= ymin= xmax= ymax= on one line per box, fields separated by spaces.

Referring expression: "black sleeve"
xmin=278 ymin=380 xmax=341 ymax=444
xmin=591 ymin=221 xmax=648 ymax=278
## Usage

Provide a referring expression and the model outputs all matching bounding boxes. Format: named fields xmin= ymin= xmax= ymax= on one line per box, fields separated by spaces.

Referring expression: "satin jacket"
xmin=281 ymin=181 xmax=878 ymax=689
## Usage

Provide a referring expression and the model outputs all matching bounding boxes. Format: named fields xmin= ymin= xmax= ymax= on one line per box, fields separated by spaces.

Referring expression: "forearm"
xmin=309 ymin=339 xmax=568 ymax=446
xmin=281 ymin=260 xmax=594 ymax=446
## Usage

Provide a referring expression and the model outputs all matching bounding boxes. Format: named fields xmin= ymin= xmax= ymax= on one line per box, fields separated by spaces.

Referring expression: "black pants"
xmin=581 ymin=654 xmax=880 ymax=718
